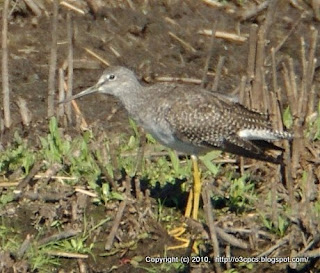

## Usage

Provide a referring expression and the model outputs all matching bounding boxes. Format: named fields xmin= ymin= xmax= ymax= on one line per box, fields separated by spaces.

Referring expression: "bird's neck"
xmin=116 ymin=82 xmax=147 ymax=117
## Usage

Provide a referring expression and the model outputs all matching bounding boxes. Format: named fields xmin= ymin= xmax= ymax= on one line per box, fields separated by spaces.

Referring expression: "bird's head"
xmin=61 ymin=66 xmax=139 ymax=103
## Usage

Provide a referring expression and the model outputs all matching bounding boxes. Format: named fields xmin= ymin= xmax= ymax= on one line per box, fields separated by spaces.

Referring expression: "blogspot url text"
xmin=144 ymin=256 xmax=309 ymax=264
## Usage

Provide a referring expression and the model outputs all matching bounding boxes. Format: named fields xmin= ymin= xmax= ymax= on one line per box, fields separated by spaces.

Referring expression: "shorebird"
xmin=63 ymin=66 xmax=292 ymax=248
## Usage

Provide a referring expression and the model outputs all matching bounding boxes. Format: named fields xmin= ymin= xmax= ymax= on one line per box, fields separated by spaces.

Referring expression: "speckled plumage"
xmin=67 ymin=66 xmax=292 ymax=162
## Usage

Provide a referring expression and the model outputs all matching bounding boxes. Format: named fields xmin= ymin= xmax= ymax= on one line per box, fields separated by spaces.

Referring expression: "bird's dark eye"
xmin=108 ymin=74 xmax=116 ymax=80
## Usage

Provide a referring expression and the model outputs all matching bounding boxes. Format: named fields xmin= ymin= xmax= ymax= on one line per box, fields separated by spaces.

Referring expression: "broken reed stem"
xmin=270 ymin=91 xmax=280 ymax=130
xmin=66 ymin=13 xmax=73 ymax=124
xmin=84 ymin=47 xmax=110 ymax=66
xmin=168 ymin=31 xmax=196 ymax=53
xmin=289 ymin=28 xmax=318 ymax=179
xmin=39 ymin=230 xmax=80 ymax=246
xmin=239 ymin=1 xmax=269 ymax=21
xmin=270 ymin=177 xmax=278 ymax=230
xmin=300 ymin=37 xmax=307 ymax=81
xmin=104 ymin=198 xmax=128 ymax=250
xmin=257 ymin=234 xmax=290 ymax=257
xmin=247 ymin=24 xmax=258 ymax=83
xmin=105 ymin=177 xmax=130 ymax=250
xmin=198 ymin=29 xmax=247 ymax=43
xmin=134 ymin=131 xmax=146 ymax=176
xmin=47 ymin=0 xmax=59 ymax=117
xmin=58 ymin=68 xmax=65 ymax=120
xmin=2 ymin=0 xmax=11 ymax=128
xmin=239 ymin=75 xmax=247 ymax=106
xmin=41 ymin=163 xmax=63 ymax=184
xmin=282 ymin=63 xmax=294 ymax=112
xmin=281 ymin=61 xmax=300 ymax=180
xmin=252 ymin=27 xmax=265 ymax=112
xmin=47 ymin=251 xmax=88 ymax=259
xmin=17 ymin=234 xmax=32 ymax=259
xmin=201 ymin=21 xmax=217 ymax=88
xmin=261 ymin=61 xmax=270 ymax=114
xmin=271 ymin=47 xmax=283 ymax=130
xmin=212 ymin=55 xmax=225 ymax=92
xmin=16 ymin=161 xmax=43 ymax=191
xmin=23 ymin=0 xmax=42 ymax=16
xmin=307 ymin=85 xmax=316 ymax=118
xmin=16 ymin=97 xmax=32 ymax=126
xmin=84 ymin=0 xmax=100 ymax=15
xmin=283 ymin=61 xmax=301 ymax=178
xmin=271 ymin=48 xmax=278 ymax=98
xmin=251 ymin=0 xmax=278 ymax=112
xmin=305 ymin=27 xmax=318 ymax=120
xmin=305 ymin=164 xmax=315 ymax=211
xmin=271 ymin=48 xmax=283 ymax=125
xmin=202 ymin=186 xmax=221 ymax=273
xmin=306 ymin=27 xmax=317 ymax=92
xmin=288 ymin=58 xmax=298 ymax=105
xmin=60 ymin=1 xmax=85 ymax=14
xmin=288 ymin=56 xmax=304 ymax=133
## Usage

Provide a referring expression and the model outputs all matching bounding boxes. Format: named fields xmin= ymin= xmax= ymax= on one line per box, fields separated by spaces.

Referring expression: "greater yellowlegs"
xmin=63 ymin=66 xmax=292 ymax=247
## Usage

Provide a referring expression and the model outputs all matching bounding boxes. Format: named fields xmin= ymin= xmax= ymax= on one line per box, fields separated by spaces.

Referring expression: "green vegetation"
xmin=283 ymin=106 xmax=293 ymax=129
xmin=0 ymin=115 xmax=319 ymax=271
xmin=0 ymin=131 xmax=35 ymax=175
xmin=260 ymin=214 xmax=289 ymax=237
xmin=307 ymin=101 xmax=320 ymax=140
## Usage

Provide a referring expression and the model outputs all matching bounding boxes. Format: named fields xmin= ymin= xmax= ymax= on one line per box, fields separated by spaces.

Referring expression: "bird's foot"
xmin=167 ymin=226 xmax=199 ymax=253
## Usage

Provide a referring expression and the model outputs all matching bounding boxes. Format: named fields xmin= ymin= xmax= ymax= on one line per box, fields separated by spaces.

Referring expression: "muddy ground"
xmin=0 ymin=0 xmax=319 ymax=273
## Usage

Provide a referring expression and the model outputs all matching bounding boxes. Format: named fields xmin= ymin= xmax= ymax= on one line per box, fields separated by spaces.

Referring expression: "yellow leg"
xmin=184 ymin=188 xmax=193 ymax=218
xmin=167 ymin=155 xmax=201 ymax=252
xmin=191 ymin=155 xmax=201 ymax=220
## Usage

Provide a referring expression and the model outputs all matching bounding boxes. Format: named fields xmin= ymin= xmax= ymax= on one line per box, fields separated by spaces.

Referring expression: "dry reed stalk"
xmin=78 ymin=258 xmax=88 ymax=273
xmin=17 ymin=234 xmax=32 ymax=259
xmin=270 ymin=176 xmax=278 ymax=230
xmin=84 ymin=0 xmax=101 ymax=15
xmin=60 ymin=1 xmax=85 ymax=14
xmin=252 ymin=0 xmax=278 ymax=112
xmin=66 ymin=13 xmax=74 ymax=124
xmin=46 ymin=251 xmax=88 ymax=259
xmin=23 ymin=0 xmax=42 ymax=16
xmin=155 ymin=76 xmax=202 ymax=84
xmin=84 ymin=47 xmax=110 ymax=66
xmin=239 ymin=1 xmax=269 ymax=21
xmin=212 ymin=56 xmax=225 ymax=92
xmin=47 ymin=0 xmax=58 ymax=117
xmin=198 ymin=30 xmax=247 ymax=43
xmin=39 ymin=230 xmax=81 ymax=246
xmin=247 ymin=24 xmax=258 ymax=83
xmin=168 ymin=31 xmax=197 ymax=53
xmin=2 ymin=0 xmax=10 ymax=128
xmin=239 ymin=75 xmax=247 ymax=106
xmin=202 ymin=185 xmax=221 ymax=273
xmin=305 ymin=27 xmax=318 ymax=120
xmin=16 ymin=161 xmax=43 ymax=191
xmin=16 ymin=97 xmax=32 ymax=126
xmin=105 ymin=176 xmax=131 ymax=250
xmin=58 ymin=68 xmax=65 ymax=122
xmin=201 ymin=22 xmax=217 ymax=89
xmin=271 ymin=47 xmax=284 ymax=131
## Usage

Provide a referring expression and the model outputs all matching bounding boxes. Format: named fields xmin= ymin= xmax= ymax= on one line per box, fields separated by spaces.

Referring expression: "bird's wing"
xmin=160 ymin=85 xmax=279 ymax=158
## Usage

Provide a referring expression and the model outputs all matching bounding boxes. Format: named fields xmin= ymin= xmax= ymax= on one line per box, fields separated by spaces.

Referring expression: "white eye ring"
xmin=108 ymin=74 xmax=116 ymax=81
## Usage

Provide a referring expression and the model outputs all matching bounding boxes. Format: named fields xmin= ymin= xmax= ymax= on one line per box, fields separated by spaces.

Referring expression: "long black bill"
xmin=59 ymin=85 xmax=99 ymax=104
